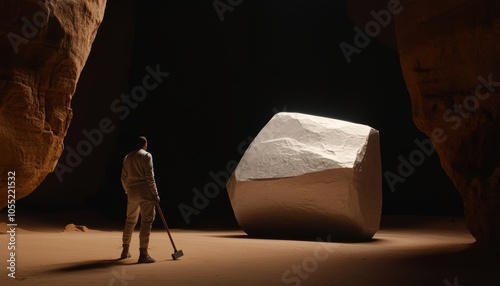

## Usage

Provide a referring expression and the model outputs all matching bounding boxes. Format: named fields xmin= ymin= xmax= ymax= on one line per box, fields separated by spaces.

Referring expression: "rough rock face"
xmin=395 ymin=0 xmax=500 ymax=245
xmin=63 ymin=223 xmax=89 ymax=232
xmin=227 ymin=112 xmax=382 ymax=240
xmin=0 ymin=0 xmax=107 ymax=209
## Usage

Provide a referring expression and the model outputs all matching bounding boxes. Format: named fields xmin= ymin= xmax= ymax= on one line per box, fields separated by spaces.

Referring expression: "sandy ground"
xmin=0 ymin=214 xmax=498 ymax=286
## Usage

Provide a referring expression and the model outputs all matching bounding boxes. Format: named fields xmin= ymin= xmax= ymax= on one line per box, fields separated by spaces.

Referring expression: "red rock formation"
xmin=0 ymin=0 xmax=107 ymax=209
xmin=395 ymin=0 xmax=500 ymax=245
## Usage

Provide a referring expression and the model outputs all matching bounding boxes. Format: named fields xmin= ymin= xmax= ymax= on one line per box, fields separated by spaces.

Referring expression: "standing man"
xmin=120 ymin=136 xmax=160 ymax=263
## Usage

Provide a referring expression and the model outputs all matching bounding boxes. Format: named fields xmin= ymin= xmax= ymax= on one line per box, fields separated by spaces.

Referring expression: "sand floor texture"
xmin=0 ymin=214 xmax=498 ymax=286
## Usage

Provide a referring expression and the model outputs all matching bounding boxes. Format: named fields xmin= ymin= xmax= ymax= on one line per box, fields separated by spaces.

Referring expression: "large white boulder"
xmin=226 ymin=112 xmax=382 ymax=240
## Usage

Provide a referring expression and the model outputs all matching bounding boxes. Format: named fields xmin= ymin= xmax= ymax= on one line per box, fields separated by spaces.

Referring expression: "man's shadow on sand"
xmin=47 ymin=257 xmax=175 ymax=273
xmin=48 ymin=259 xmax=133 ymax=272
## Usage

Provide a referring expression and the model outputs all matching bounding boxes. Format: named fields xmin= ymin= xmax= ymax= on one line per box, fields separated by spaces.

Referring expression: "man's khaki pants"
xmin=122 ymin=195 xmax=156 ymax=249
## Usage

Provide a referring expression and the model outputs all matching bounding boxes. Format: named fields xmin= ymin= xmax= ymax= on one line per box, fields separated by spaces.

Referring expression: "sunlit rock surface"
xmin=0 ymin=0 xmax=107 ymax=209
xmin=227 ymin=112 xmax=382 ymax=240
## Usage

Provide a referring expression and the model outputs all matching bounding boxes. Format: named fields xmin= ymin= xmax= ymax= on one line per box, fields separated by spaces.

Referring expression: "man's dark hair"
xmin=137 ymin=136 xmax=147 ymax=149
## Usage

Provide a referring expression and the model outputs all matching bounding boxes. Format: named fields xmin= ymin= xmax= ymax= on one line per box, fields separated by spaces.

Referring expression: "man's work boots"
xmin=138 ymin=248 xmax=156 ymax=263
xmin=120 ymin=244 xmax=131 ymax=259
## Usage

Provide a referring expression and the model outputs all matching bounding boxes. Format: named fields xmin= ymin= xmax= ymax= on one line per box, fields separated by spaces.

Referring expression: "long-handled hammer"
xmin=156 ymin=203 xmax=184 ymax=260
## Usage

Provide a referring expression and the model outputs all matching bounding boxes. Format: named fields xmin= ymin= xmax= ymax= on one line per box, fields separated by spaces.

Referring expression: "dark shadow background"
xmin=18 ymin=0 xmax=463 ymax=230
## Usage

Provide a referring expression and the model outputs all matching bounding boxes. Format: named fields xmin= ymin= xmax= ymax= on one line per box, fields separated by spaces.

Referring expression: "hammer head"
xmin=172 ymin=249 xmax=184 ymax=260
